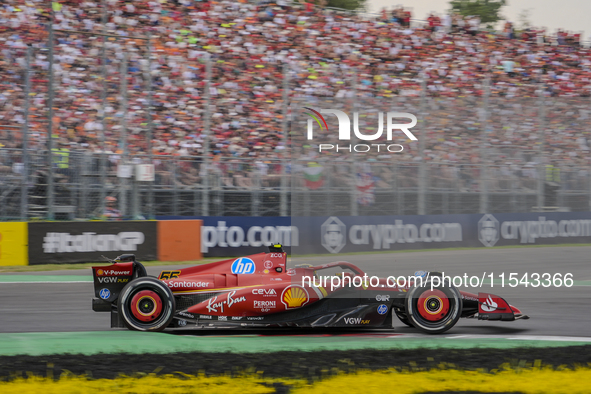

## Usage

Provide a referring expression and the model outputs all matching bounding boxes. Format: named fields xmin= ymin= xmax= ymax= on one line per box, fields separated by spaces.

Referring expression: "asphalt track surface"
xmin=1 ymin=246 xmax=590 ymax=337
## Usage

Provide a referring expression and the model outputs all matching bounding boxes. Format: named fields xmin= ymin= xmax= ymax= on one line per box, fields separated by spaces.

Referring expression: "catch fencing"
xmin=2 ymin=22 xmax=591 ymax=220
xmin=1 ymin=150 xmax=591 ymax=220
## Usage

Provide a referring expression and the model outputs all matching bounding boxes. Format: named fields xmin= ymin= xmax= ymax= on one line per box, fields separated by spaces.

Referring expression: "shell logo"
xmin=281 ymin=285 xmax=309 ymax=309
xmin=97 ymin=269 xmax=104 ymax=276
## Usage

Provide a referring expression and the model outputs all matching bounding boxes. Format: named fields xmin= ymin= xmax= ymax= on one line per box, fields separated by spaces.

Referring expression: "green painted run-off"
xmin=0 ymin=332 xmax=588 ymax=356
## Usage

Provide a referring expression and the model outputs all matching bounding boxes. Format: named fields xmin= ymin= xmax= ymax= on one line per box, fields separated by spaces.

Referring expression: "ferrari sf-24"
xmin=91 ymin=245 xmax=529 ymax=334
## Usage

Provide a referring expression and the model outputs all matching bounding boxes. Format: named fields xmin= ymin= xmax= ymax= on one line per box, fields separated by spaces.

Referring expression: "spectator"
xmin=504 ymin=21 xmax=515 ymax=39
xmin=0 ymin=0 xmax=590 ymax=185
xmin=103 ymin=196 xmax=121 ymax=220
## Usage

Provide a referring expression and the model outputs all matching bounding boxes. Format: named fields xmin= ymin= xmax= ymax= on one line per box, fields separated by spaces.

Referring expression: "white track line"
xmin=441 ymin=334 xmax=591 ymax=342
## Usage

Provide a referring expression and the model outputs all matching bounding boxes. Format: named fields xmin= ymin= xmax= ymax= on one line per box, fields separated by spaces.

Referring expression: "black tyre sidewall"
xmin=118 ymin=277 xmax=175 ymax=332
xmin=405 ymin=278 xmax=462 ymax=334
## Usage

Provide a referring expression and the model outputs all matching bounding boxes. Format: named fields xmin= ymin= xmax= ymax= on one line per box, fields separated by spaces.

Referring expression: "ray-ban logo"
xmin=303 ymin=108 xmax=417 ymax=153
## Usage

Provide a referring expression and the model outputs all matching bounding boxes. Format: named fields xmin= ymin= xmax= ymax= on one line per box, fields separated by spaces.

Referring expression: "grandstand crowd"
xmin=1 ymin=0 xmax=591 ymax=191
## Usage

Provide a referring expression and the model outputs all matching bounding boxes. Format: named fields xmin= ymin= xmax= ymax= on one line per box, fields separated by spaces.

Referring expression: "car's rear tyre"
xmin=405 ymin=278 xmax=462 ymax=334
xmin=118 ymin=277 xmax=175 ymax=332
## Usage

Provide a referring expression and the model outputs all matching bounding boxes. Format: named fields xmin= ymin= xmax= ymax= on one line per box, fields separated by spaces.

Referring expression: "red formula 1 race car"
xmin=91 ymin=245 xmax=529 ymax=334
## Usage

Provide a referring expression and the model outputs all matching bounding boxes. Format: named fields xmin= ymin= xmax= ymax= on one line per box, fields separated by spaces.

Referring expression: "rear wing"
xmin=92 ymin=262 xmax=134 ymax=303
xmin=91 ymin=254 xmax=147 ymax=303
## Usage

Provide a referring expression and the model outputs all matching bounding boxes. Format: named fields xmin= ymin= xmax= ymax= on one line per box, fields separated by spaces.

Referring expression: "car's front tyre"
xmin=405 ymin=277 xmax=462 ymax=334
xmin=118 ymin=277 xmax=175 ymax=332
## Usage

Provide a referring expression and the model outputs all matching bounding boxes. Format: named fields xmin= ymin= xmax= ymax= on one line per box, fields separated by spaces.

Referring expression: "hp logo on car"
xmin=231 ymin=257 xmax=256 ymax=274
xmin=377 ymin=304 xmax=388 ymax=315
xmin=99 ymin=288 xmax=110 ymax=300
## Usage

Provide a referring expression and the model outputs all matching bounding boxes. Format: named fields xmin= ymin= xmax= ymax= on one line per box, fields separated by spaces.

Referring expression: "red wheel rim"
xmin=417 ymin=289 xmax=450 ymax=321
xmin=131 ymin=290 xmax=163 ymax=322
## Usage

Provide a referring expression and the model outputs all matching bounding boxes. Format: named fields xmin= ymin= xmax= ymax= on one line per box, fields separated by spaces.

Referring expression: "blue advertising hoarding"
xmin=158 ymin=212 xmax=591 ymax=257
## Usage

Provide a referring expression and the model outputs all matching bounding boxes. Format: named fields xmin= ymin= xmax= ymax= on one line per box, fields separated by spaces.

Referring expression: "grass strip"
xmin=2 ymin=331 xmax=590 ymax=357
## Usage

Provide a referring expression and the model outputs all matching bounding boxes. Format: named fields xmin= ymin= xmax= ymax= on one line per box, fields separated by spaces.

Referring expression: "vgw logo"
xmin=303 ymin=107 xmax=417 ymax=153
xmin=98 ymin=277 xmax=117 ymax=284
xmin=231 ymin=257 xmax=256 ymax=274
xmin=101 ymin=277 xmax=127 ymax=284
xmin=344 ymin=317 xmax=370 ymax=325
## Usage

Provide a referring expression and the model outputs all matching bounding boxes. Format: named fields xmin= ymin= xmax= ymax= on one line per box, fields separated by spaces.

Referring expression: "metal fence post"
xmin=47 ymin=9 xmax=55 ymax=220
xmin=173 ymin=156 xmax=179 ymax=216
xmin=251 ymin=163 xmax=260 ymax=216
xmin=20 ymin=47 xmax=32 ymax=221
xmin=350 ymin=69 xmax=358 ymax=216
xmin=537 ymin=87 xmax=546 ymax=210
xmin=132 ymin=177 xmax=140 ymax=218
xmin=99 ymin=0 xmax=108 ymax=219
xmin=146 ymin=31 xmax=155 ymax=219
xmin=80 ymin=153 xmax=90 ymax=217
xmin=417 ymin=76 xmax=427 ymax=215
xmin=120 ymin=53 xmax=128 ymax=217
xmin=480 ymin=76 xmax=490 ymax=213
xmin=280 ymin=62 xmax=289 ymax=217
xmin=589 ymin=159 xmax=591 ymax=211
xmin=201 ymin=53 xmax=212 ymax=216
xmin=589 ymin=90 xmax=591 ymax=212
xmin=393 ymin=160 xmax=400 ymax=215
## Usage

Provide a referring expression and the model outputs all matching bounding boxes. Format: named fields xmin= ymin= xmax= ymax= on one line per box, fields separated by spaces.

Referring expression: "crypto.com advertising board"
xmin=296 ymin=212 xmax=591 ymax=255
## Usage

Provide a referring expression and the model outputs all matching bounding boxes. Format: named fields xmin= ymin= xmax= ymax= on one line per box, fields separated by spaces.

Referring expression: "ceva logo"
xmin=231 ymin=257 xmax=256 ymax=274
xmin=252 ymin=288 xmax=277 ymax=296
xmin=303 ymin=107 xmax=417 ymax=153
